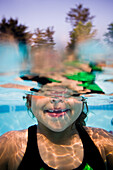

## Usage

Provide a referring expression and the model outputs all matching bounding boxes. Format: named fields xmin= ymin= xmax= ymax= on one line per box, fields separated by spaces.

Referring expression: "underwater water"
xmin=0 ymin=73 xmax=38 ymax=135
xmin=0 ymin=68 xmax=113 ymax=136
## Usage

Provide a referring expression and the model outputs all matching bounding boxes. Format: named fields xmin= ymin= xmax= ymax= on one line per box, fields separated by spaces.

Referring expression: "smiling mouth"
xmin=44 ymin=109 xmax=71 ymax=117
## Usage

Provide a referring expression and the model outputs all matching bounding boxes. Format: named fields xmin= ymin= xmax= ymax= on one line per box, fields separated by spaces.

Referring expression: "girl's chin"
xmin=46 ymin=124 xmax=69 ymax=132
xmin=48 ymin=128 xmax=67 ymax=132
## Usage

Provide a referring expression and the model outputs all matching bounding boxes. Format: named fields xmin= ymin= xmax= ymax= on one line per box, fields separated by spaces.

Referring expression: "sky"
xmin=0 ymin=0 xmax=113 ymax=49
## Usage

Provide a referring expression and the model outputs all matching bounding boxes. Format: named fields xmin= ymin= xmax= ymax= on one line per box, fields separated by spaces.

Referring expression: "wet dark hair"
xmin=76 ymin=99 xmax=88 ymax=126
xmin=24 ymin=86 xmax=88 ymax=126
xmin=24 ymin=94 xmax=35 ymax=118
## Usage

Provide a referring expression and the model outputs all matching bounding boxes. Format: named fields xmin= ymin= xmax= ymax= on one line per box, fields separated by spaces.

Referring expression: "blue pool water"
xmin=0 ymin=69 xmax=113 ymax=136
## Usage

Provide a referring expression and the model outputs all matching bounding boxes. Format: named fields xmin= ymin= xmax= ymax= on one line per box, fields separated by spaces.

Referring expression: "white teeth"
xmin=44 ymin=109 xmax=70 ymax=113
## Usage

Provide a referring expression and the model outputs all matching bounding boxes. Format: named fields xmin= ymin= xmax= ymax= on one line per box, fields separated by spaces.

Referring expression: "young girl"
xmin=0 ymin=86 xmax=113 ymax=170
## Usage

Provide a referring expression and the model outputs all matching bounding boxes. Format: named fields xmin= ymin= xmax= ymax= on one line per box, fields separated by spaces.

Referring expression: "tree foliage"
xmin=67 ymin=21 xmax=96 ymax=50
xmin=66 ymin=4 xmax=95 ymax=52
xmin=66 ymin=4 xmax=94 ymax=27
xmin=0 ymin=17 xmax=32 ymax=43
xmin=33 ymin=27 xmax=55 ymax=49
xmin=0 ymin=17 xmax=55 ymax=48
xmin=104 ymin=23 xmax=113 ymax=45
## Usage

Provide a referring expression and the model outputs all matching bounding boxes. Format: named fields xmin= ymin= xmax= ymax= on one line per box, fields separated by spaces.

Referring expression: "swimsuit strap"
xmin=18 ymin=125 xmax=41 ymax=170
xmin=76 ymin=124 xmax=106 ymax=170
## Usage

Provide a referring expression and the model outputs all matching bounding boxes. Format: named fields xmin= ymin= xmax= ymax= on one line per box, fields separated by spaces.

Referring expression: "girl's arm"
xmin=0 ymin=130 xmax=27 ymax=170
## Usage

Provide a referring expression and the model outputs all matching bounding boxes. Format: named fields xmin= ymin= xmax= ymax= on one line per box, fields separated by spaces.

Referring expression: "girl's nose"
xmin=50 ymin=98 xmax=63 ymax=104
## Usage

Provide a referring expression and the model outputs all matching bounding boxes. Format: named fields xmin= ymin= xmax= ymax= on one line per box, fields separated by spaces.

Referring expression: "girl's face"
xmin=31 ymin=89 xmax=83 ymax=132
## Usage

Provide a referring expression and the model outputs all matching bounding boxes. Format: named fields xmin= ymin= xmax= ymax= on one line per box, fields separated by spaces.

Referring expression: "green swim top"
xmin=40 ymin=163 xmax=93 ymax=170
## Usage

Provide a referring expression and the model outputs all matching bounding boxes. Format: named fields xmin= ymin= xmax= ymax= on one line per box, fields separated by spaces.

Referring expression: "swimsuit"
xmin=18 ymin=124 xmax=106 ymax=170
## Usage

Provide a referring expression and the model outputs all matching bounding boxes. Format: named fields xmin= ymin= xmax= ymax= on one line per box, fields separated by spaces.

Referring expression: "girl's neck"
xmin=37 ymin=122 xmax=79 ymax=145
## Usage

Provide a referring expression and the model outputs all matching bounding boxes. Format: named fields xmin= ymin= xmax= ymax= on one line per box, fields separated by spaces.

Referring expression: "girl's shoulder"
xmin=84 ymin=126 xmax=113 ymax=149
xmin=0 ymin=129 xmax=28 ymax=170
xmin=0 ymin=129 xmax=28 ymax=144
xmin=84 ymin=126 xmax=113 ymax=140
xmin=84 ymin=126 xmax=113 ymax=169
